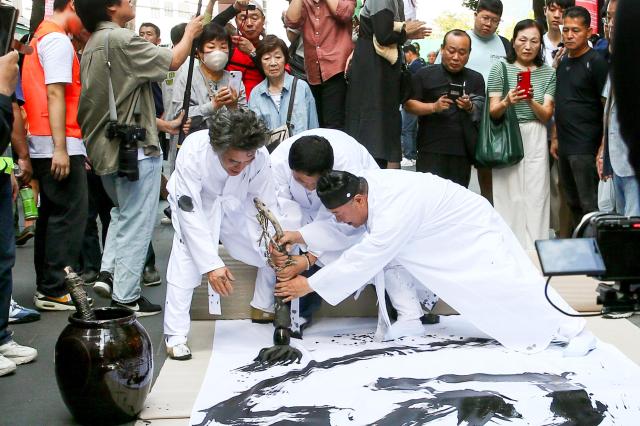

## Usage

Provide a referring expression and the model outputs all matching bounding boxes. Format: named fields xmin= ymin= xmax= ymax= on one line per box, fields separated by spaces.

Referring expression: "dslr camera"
xmin=105 ymin=121 xmax=146 ymax=181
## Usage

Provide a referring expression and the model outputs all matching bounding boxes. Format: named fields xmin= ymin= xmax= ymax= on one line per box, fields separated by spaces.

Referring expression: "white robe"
xmin=271 ymin=130 xmax=435 ymax=338
xmin=304 ymin=170 xmax=585 ymax=353
xmin=165 ymin=130 xmax=277 ymax=312
xmin=270 ymin=128 xmax=380 ymax=232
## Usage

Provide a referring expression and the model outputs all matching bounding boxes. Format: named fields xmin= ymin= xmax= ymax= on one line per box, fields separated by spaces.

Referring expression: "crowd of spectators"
xmin=0 ymin=0 xmax=637 ymax=375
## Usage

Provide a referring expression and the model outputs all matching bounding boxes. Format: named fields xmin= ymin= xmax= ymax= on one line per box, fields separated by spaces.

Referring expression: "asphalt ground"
xmin=0 ymin=203 xmax=173 ymax=426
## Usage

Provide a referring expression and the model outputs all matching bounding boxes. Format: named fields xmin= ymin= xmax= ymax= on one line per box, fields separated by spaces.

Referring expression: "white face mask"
xmin=202 ymin=50 xmax=228 ymax=72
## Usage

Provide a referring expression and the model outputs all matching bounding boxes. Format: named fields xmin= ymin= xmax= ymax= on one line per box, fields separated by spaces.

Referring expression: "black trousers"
xmin=375 ymin=158 xmax=389 ymax=169
xmin=80 ymin=169 xmax=113 ymax=273
xmin=33 ymin=155 xmax=88 ymax=297
xmin=310 ymin=73 xmax=347 ymax=130
xmin=416 ymin=152 xmax=472 ymax=188
xmin=558 ymin=153 xmax=599 ymax=230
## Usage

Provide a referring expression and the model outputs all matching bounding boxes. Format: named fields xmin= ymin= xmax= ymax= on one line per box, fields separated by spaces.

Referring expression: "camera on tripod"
xmin=536 ymin=213 xmax=640 ymax=316
xmin=105 ymin=121 xmax=146 ymax=181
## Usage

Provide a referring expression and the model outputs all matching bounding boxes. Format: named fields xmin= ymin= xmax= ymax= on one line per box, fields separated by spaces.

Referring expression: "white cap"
xmin=246 ymin=0 xmax=264 ymax=14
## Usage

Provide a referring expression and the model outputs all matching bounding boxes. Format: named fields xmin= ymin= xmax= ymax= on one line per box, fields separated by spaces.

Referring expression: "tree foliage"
xmin=462 ymin=0 xmax=478 ymax=11
xmin=433 ymin=11 xmax=474 ymax=40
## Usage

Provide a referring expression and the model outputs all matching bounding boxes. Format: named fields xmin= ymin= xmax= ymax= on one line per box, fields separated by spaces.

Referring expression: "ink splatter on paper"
xmin=190 ymin=317 xmax=639 ymax=425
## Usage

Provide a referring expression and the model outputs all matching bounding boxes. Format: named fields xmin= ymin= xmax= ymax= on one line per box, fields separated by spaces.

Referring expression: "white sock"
xmin=384 ymin=319 xmax=425 ymax=341
xmin=166 ymin=335 xmax=188 ymax=348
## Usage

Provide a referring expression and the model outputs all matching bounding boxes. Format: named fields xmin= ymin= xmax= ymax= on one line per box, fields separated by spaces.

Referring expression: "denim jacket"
xmin=248 ymin=73 xmax=319 ymax=136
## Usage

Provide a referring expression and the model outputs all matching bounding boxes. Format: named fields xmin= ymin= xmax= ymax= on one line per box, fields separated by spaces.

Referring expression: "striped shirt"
xmin=487 ymin=62 xmax=556 ymax=123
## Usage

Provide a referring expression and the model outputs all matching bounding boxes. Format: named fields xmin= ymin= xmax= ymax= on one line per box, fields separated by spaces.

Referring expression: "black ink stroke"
xmin=194 ymin=338 xmax=494 ymax=425
xmin=370 ymin=390 xmax=522 ymax=426
xmin=372 ymin=373 xmax=608 ymax=426
xmin=194 ymin=339 xmax=610 ymax=426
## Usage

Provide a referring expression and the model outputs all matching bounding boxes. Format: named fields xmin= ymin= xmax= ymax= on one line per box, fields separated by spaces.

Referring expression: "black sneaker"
xmin=111 ymin=296 xmax=162 ymax=317
xmin=142 ymin=265 xmax=161 ymax=287
xmin=93 ymin=271 xmax=113 ymax=298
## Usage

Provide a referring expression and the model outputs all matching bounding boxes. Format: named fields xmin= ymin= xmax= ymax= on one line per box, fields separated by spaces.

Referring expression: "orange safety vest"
xmin=22 ymin=20 xmax=82 ymax=139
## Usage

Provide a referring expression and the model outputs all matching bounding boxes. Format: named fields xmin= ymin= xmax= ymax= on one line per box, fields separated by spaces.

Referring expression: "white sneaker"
xmin=167 ymin=343 xmax=192 ymax=360
xmin=0 ymin=354 xmax=17 ymax=376
xmin=160 ymin=217 xmax=172 ymax=225
xmin=401 ymin=157 xmax=416 ymax=167
xmin=0 ymin=340 xmax=37 ymax=365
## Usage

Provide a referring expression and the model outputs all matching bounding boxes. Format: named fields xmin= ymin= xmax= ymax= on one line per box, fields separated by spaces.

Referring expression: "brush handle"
xmin=64 ymin=267 xmax=96 ymax=321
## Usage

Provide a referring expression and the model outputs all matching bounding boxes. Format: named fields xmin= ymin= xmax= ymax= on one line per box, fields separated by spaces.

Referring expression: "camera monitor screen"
xmin=535 ymin=238 xmax=606 ymax=277
xmin=0 ymin=6 xmax=19 ymax=55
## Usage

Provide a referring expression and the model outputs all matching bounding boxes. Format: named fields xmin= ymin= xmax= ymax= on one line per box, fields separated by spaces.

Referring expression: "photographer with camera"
xmin=75 ymin=0 xmax=203 ymax=315
xmin=405 ymin=30 xmax=485 ymax=188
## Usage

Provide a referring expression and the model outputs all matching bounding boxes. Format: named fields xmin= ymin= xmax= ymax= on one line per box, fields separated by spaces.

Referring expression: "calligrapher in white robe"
xmin=271 ymin=128 xmax=379 ymax=231
xmin=271 ymin=129 xmax=438 ymax=338
xmin=303 ymin=170 xmax=586 ymax=353
xmin=164 ymin=130 xmax=277 ymax=347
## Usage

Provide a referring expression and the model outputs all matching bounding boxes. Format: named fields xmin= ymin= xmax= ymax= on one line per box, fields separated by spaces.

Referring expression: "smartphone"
xmin=517 ymin=70 xmax=532 ymax=99
xmin=228 ymin=71 xmax=242 ymax=94
xmin=0 ymin=5 xmax=19 ymax=55
xmin=448 ymin=82 xmax=464 ymax=101
xmin=551 ymin=42 xmax=564 ymax=59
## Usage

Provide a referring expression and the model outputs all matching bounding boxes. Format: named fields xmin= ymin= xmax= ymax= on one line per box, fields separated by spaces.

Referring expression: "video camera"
xmin=105 ymin=121 xmax=146 ymax=182
xmin=536 ymin=213 xmax=640 ymax=316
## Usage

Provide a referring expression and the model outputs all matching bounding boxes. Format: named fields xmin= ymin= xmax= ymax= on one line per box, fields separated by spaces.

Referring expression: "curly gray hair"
xmin=208 ymin=109 xmax=269 ymax=154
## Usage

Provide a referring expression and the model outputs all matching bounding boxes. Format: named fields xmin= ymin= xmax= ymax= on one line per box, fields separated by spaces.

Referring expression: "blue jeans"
xmin=401 ymin=107 xmax=417 ymax=160
xmin=100 ymin=156 xmax=162 ymax=303
xmin=613 ymin=173 xmax=640 ymax=216
xmin=0 ymin=174 xmax=14 ymax=345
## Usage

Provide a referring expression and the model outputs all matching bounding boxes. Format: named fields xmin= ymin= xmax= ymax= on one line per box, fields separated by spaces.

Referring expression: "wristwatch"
xmin=249 ymin=50 xmax=257 ymax=59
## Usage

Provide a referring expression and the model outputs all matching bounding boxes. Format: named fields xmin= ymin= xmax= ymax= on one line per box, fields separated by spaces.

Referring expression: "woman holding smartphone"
xmin=171 ymin=23 xmax=247 ymax=133
xmin=248 ymin=36 xmax=318 ymax=140
xmin=487 ymin=19 xmax=556 ymax=250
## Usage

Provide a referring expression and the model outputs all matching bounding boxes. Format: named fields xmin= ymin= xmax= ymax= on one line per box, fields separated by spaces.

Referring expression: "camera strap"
xmin=104 ymin=31 xmax=118 ymax=123
xmin=104 ymin=31 xmax=142 ymax=123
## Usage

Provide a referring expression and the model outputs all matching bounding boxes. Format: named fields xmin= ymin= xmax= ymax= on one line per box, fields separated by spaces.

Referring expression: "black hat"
xmin=317 ymin=171 xmax=361 ymax=209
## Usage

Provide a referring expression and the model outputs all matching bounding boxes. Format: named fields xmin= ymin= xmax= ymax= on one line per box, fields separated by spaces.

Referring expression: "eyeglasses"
xmin=478 ymin=15 xmax=502 ymax=26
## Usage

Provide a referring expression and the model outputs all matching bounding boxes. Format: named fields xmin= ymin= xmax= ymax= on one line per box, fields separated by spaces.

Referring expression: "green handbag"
xmin=474 ymin=62 xmax=524 ymax=168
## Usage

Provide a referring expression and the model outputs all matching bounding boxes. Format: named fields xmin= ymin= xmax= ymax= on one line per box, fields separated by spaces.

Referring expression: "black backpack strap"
xmin=499 ymin=35 xmax=513 ymax=58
